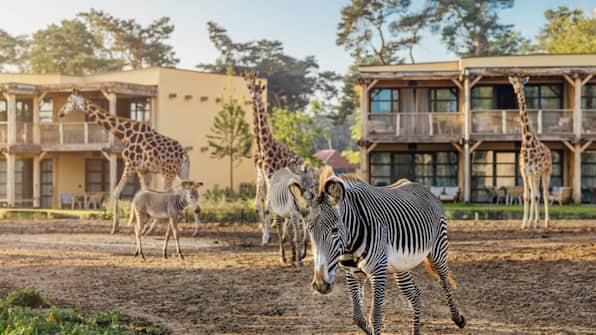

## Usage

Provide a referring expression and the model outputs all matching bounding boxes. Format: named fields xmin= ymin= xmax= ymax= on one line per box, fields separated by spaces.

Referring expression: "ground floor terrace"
xmin=367 ymin=141 xmax=596 ymax=203
xmin=0 ymin=151 xmax=146 ymax=208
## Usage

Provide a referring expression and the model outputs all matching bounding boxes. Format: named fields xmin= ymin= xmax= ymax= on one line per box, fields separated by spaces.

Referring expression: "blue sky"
xmin=0 ymin=0 xmax=594 ymax=74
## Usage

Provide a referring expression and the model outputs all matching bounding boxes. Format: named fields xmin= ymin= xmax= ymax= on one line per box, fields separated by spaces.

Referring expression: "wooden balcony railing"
xmin=583 ymin=109 xmax=596 ymax=135
xmin=471 ymin=109 xmax=573 ymax=136
xmin=0 ymin=122 xmax=7 ymax=144
xmin=39 ymin=122 xmax=110 ymax=146
xmin=368 ymin=112 xmax=463 ymax=138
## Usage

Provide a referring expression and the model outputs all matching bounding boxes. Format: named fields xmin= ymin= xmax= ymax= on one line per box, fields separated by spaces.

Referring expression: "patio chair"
xmin=439 ymin=186 xmax=459 ymax=202
xmin=548 ymin=186 xmax=571 ymax=206
xmin=487 ymin=186 xmax=506 ymax=204
xmin=60 ymin=192 xmax=74 ymax=209
xmin=87 ymin=192 xmax=107 ymax=209
xmin=505 ymin=186 xmax=523 ymax=205
xmin=430 ymin=186 xmax=444 ymax=199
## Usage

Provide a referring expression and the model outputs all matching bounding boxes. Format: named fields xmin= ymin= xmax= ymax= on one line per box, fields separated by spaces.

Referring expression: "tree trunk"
xmin=229 ymin=153 xmax=234 ymax=192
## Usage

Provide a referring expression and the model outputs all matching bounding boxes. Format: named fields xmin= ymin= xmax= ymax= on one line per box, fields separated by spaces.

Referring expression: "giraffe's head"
xmin=508 ymin=75 xmax=529 ymax=92
xmin=242 ymin=70 xmax=266 ymax=97
xmin=59 ymin=89 xmax=86 ymax=117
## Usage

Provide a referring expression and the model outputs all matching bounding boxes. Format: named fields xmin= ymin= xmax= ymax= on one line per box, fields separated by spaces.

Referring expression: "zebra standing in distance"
xmin=268 ymin=160 xmax=316 ymax=266
xmin=291 ymin=166 xmax=466 ymax=335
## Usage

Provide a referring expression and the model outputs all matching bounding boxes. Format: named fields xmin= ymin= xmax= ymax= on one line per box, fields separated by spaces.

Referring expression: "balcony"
xmin=39 ymin=122 xmax=111 ymax=150
xmin=583 ymin=109 xmax=596 ymax=138
xmin=471 ymin=109 xmax=574 ymax=141
xmin=367 ymin=112 xmax=463 ymax=142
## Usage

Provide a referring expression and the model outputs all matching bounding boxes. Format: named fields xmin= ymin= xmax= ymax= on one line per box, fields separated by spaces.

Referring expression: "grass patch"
xmin=0 ymin=289 xmax=165 ymax=335
xmin=0 ymin=208 xmax=106 ymax=220
xmin=443 ymin=203 xmax=596 ymax=220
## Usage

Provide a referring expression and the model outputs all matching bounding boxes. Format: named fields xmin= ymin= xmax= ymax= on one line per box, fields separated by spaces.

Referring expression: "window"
xmin=41 ymin=159 xmax=53 ymax=208
xmin=370 ymin=88 xmax=399 ymax=114
xmin=582 ymin=84 xmax=595 ymax=109
xmin=15 ymin=159 xmax=33 ymax=205
xmin=40 ymin=99 xmax=53 ymax=123
xmin=117 ymin=98 xmax=151 ymax=122
xmin=525 ymin=84 xmax=563 ymax=109
xmin=471 ymin=86 xmax=494 ymax=109
xmin=581 ymin=150 xmax=596 ymax=202
xmin=16 ymin=100 xmax=33 ymax=122
xmin=86 ymin=159 xmax=109 ymax=192
xmin=472 ymin=150 xmax=563 ymax=202
xmin=430 ymin=88 xmax=458 ymax=113
xmin=0 ymin=100 xmax=6 ymax=122
xmin=370 ymin=151 xmax=458 ymax=187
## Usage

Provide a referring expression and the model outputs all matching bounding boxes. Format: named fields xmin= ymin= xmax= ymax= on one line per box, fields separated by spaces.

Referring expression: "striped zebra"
xmin=292 ymin=167 xmax=466 ymax=335
xmin=269 ymin=161 xmax=316 ymax=266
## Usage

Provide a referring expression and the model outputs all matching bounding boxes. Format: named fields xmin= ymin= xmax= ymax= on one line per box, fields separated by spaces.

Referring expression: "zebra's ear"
xmin=181 ymin=180 xmax=193 ymax=189
xmin=324 ymin=177 xmax=345 ymax=206
xmin=194 ymin=181 xmax=204 ymax=189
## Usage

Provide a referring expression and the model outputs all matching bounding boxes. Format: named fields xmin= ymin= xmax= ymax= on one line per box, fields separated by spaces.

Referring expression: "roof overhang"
xmin=0 ymin=81 xmax=158 ymax=97
xmin=465 ymin=66 xmax=596 ymax=77
xmin=359 ymin=71 xmax=461 ymax=81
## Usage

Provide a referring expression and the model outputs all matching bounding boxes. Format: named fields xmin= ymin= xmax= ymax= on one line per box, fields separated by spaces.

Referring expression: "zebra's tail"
xmin=423 ymin=258 xmax=457 ymax=290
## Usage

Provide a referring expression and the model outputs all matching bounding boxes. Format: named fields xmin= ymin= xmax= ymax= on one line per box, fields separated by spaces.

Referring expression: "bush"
xmin=3 ymin=288 xmax=47 ymax=308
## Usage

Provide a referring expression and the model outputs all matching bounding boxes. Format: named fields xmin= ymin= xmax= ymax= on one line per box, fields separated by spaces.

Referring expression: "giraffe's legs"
xmin=521 ymin=171 xmax=530 ymax=229
xmin=542 ymin=172 xmax=551 ymax=228
xmin=531 ymin=175 xmax=541 ymax=228
xmin=112 ymin=168 xmax=134 ymax=235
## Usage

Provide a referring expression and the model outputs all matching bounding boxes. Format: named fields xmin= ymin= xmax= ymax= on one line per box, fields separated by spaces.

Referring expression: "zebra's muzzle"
xmin=312 ymin=265 xmax=333 ymax=294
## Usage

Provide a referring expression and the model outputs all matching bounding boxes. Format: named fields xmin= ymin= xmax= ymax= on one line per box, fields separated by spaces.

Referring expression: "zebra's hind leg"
xmin=275 ymin=215 xmax=287 ymax=264
xmin=395 ymin=272 xmax=422 ymax=335
xmin=427 ymin=254 xmax=466 ymax=329
xmin=345 ymin=271 xmax=372 ymax=335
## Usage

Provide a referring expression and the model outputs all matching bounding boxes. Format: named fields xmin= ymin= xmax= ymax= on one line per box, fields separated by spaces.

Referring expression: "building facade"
xmin=0 ymin=68 xmax=260 ymax=208
xmin=358 ymin=54 xmax=596 ymax=203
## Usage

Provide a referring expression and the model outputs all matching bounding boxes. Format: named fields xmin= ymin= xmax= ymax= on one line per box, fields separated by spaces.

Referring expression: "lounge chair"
xmin=439 ymin=186 xmax=459 ymax=202
xmin=548 ymin=186 xmax=571 ymax=206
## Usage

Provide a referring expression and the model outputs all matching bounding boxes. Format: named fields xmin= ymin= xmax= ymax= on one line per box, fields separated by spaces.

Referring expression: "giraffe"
xmin=59 ymin=89 xmax=200 ymax=235
xmin=509 ymin=76 xmax=552 ymax=229
xmin=242 ymin=71 xmax=304 ymax=247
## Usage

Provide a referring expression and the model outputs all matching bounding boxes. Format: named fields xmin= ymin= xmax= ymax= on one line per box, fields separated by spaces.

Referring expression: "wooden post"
xmin=33 ymin=155 xmax=40 ymax=208
xmin=150 ymin=96 xmax=158 ymax=129
xmin=6 ymin=94 xmax=16 ymax=145
xmin=573 ymin=143 xmax=581 ymax=204
xmin=6 ymin=153 xmax=15 ymax=207
xmin=573 ymin=77 xmax=582 ymax=140
xmin=102 ymin=91 xmax=118 ymax=146
xmin=33 ymin=96 xmax=41 ymax=144
xmin=428 ymin=113 xmax=434 ymax=136
xmin=501 ymin=110 xmax=507 ymax=134
xmin=463 ymin=75 xmax=471 ymax=202
xmin=84 ymin=123 xmax=89 ymax=144
xmin=58 ymin=123 xmax=64 ymax=144
xmin=537 ymin=109 xmax=543 ymax=134
xmin=360 ymin=83 xmax=369 ymax=181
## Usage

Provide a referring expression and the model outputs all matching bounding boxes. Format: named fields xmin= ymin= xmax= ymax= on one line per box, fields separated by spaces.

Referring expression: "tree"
xmin=206 ymin=96 xmax=253 ymax=191
xmin=0 ymin=29 xmax=29 ymax=71
xmin=270 ymin=108 xmax=323 ymax=160
xmin=534 ymin=6 xmax=596 ymax=53
xmin=79 ymin=9 xmax=179 ymax=69
xmin=430 ymin=0 xmax=528 ymax=56
xmin=336 ymin=0 xmax=431 ymax=65
xmin=29 ymin=19 xmax=119 ymax=75
xmin=198 ymin=22 xmax=331 ymax=113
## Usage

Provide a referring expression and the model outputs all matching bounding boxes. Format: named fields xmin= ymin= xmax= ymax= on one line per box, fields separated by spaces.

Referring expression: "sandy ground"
xmin=0 ymin=219 xmax=594 ymax=335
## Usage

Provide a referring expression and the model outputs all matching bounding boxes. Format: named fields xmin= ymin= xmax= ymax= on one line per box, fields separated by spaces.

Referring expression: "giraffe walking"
xmin=509 ymin=76 xmax=552 ymax=229
xmin=243 ymin=71 xmax=304 ymax=247
xmin=59 ymin=90 xmax=200 ymax=235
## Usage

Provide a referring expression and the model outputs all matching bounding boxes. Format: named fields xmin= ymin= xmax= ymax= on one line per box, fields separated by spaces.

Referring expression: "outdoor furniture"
xmin=72 ymin=192 xmax=88 ymax=209
xmin=439 ymin=186 xmax=460 ymax=202
xmin=87 ymin=192 xmax=107 ymax=209
xmin=590 ymin=187 xmax=596 ymax=204
xmin=505 ymin=186 xmax=523 ymax=205
xmin=487 ymin=186 xmax=506 ymax=204
xmin=548 ymin=186 xmax=571 ymax=206
xmin=59 ymin=192 xmax=74 ymax=209
xmin=430 ymin=186 xmax=444 ymax=198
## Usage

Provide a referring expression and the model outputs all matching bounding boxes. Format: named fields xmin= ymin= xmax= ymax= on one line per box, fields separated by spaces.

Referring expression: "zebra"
xmin=291 ymin=166 xmax=466 ymax=335
xmin=268 ymin=161 xmax=316 ymax=266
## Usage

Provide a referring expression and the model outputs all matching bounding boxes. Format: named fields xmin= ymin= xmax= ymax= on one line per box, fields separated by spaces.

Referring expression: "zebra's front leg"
xmin=369 ymin=271 xmax=388 ymax=335
xmin=291 ymin=216 xmax=302 ymax=267
xmin=395 ymin=272 xmax=422 ymax=335
xmin=192 ymin=205 xmax=201 ymax=237
xmin=345 ymin=271 xmax=372 ymax=335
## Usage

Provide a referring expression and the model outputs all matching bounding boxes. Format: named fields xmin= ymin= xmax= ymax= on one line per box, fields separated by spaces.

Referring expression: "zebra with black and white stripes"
xmin=291 ymin=166 xmax=466 ymax=335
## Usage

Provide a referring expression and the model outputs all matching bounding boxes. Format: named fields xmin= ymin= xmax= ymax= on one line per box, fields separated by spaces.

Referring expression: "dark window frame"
xmin=369 ymin=88 xmax=400 ymax=114
xmin=369 ymin=151 xmax=458 ymax=187
xmin=471 ymin=84 xmax=564 ymax=110
xmin=85 ymin=159 xmax=110 ymax=192
xmin=582 ymin=83 xmax=595 ymax=109
xmin=429 ymin=87 xmax=459 ymax=113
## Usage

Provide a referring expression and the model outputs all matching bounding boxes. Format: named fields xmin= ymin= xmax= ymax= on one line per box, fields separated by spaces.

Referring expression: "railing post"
xmin=428 ymin=113 xmax=433 ymax=136
xmin=395 ymin=113 xmax=401 ymax=136
xmin=58 ymin=123 xmax=64 ymax=145
xmin=537 ymin=109 xmax=543 ymax=134
xmin=501 ymin=110 xmax=507 ymax=134
xmin=84 ymin=123 xmax=89 ymax=144
xmin=5 ymin=94 xmax=16 ymax=145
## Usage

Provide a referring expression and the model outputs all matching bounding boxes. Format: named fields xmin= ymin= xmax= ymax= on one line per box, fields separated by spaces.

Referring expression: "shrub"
xmin=3 ymin=288 xmax=47 ymax=308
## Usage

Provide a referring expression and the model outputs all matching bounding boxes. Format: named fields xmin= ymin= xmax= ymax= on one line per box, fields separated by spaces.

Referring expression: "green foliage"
xmin=3 ymin=289 xmax=46 ymax=309
xmin=0 ymin=289 xmax=165 ymax=335
xmin=341 ymin=111 xmax=362 ymax=164
xmin=198 ymin=22 xmax=335 ymax=114
xmin=270 ymin=108 xmax=323 ymax=160
xmin=533 ymin=6 xmax=596 ymax=53
xmin=0 ymin=29 xmax=28 ymax=71
xmin=207 ymin=96 xmax=253 ymax=190
xmin=29 ymin=19 xmax=120 ymax=75
xmin=79 ymin=9 xmax=179 ymax=68
xmin=203 ymin=184 xmax=256 ymax=203
xmin=430 ymin=0 xmax=528 ymax=56
xmin=336 ymin=0 xmax=431 ymax=65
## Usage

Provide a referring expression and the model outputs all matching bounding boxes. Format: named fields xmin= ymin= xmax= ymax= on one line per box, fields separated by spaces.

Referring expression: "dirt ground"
xmin=0 ymin=219 xmax=594 ymax=335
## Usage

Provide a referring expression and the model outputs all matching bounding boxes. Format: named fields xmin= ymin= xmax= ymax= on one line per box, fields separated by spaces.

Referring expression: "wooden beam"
xmin=450 ymin=78 xmax=462 ymax=89
xmin=470 ymin=75 xmax=483 ymax=88
xmin=366 ymin=79 xmax=378 ymax=91
xmin=581 ymin=74 xmax=594 ymax=86
xmin=470 ymin=140 xmax=483 ymax=153
xmin=450 ymin=142 xmax=463 ymax=153
xmin=581 ymin=140 xmax=593 ymax=152
xmin=468 ymin=67 xmax=596 ymax=77
xmin=366 ymin=142 xmax=379 ymax=154
xmin=562 ymin=140 xmax=575 ymax=152
xmin=359 ymin=71 xmax=460 ymax=80
xmin=563 ymin=74 xmax=576 ymax=87
xmin=100 ymin=150 xmax=111 ymax=161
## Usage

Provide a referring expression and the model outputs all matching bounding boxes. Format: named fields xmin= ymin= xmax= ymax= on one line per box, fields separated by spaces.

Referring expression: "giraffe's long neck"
xmin=252 ymin=91 xmax=274 ymax=157
xmin=513 ymin=85 xmax=535 ymax=141
xmin=251 ymin=97 xmax=263 ymax=166
xmin=83 ymin=102 xmax=127 ymax=140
